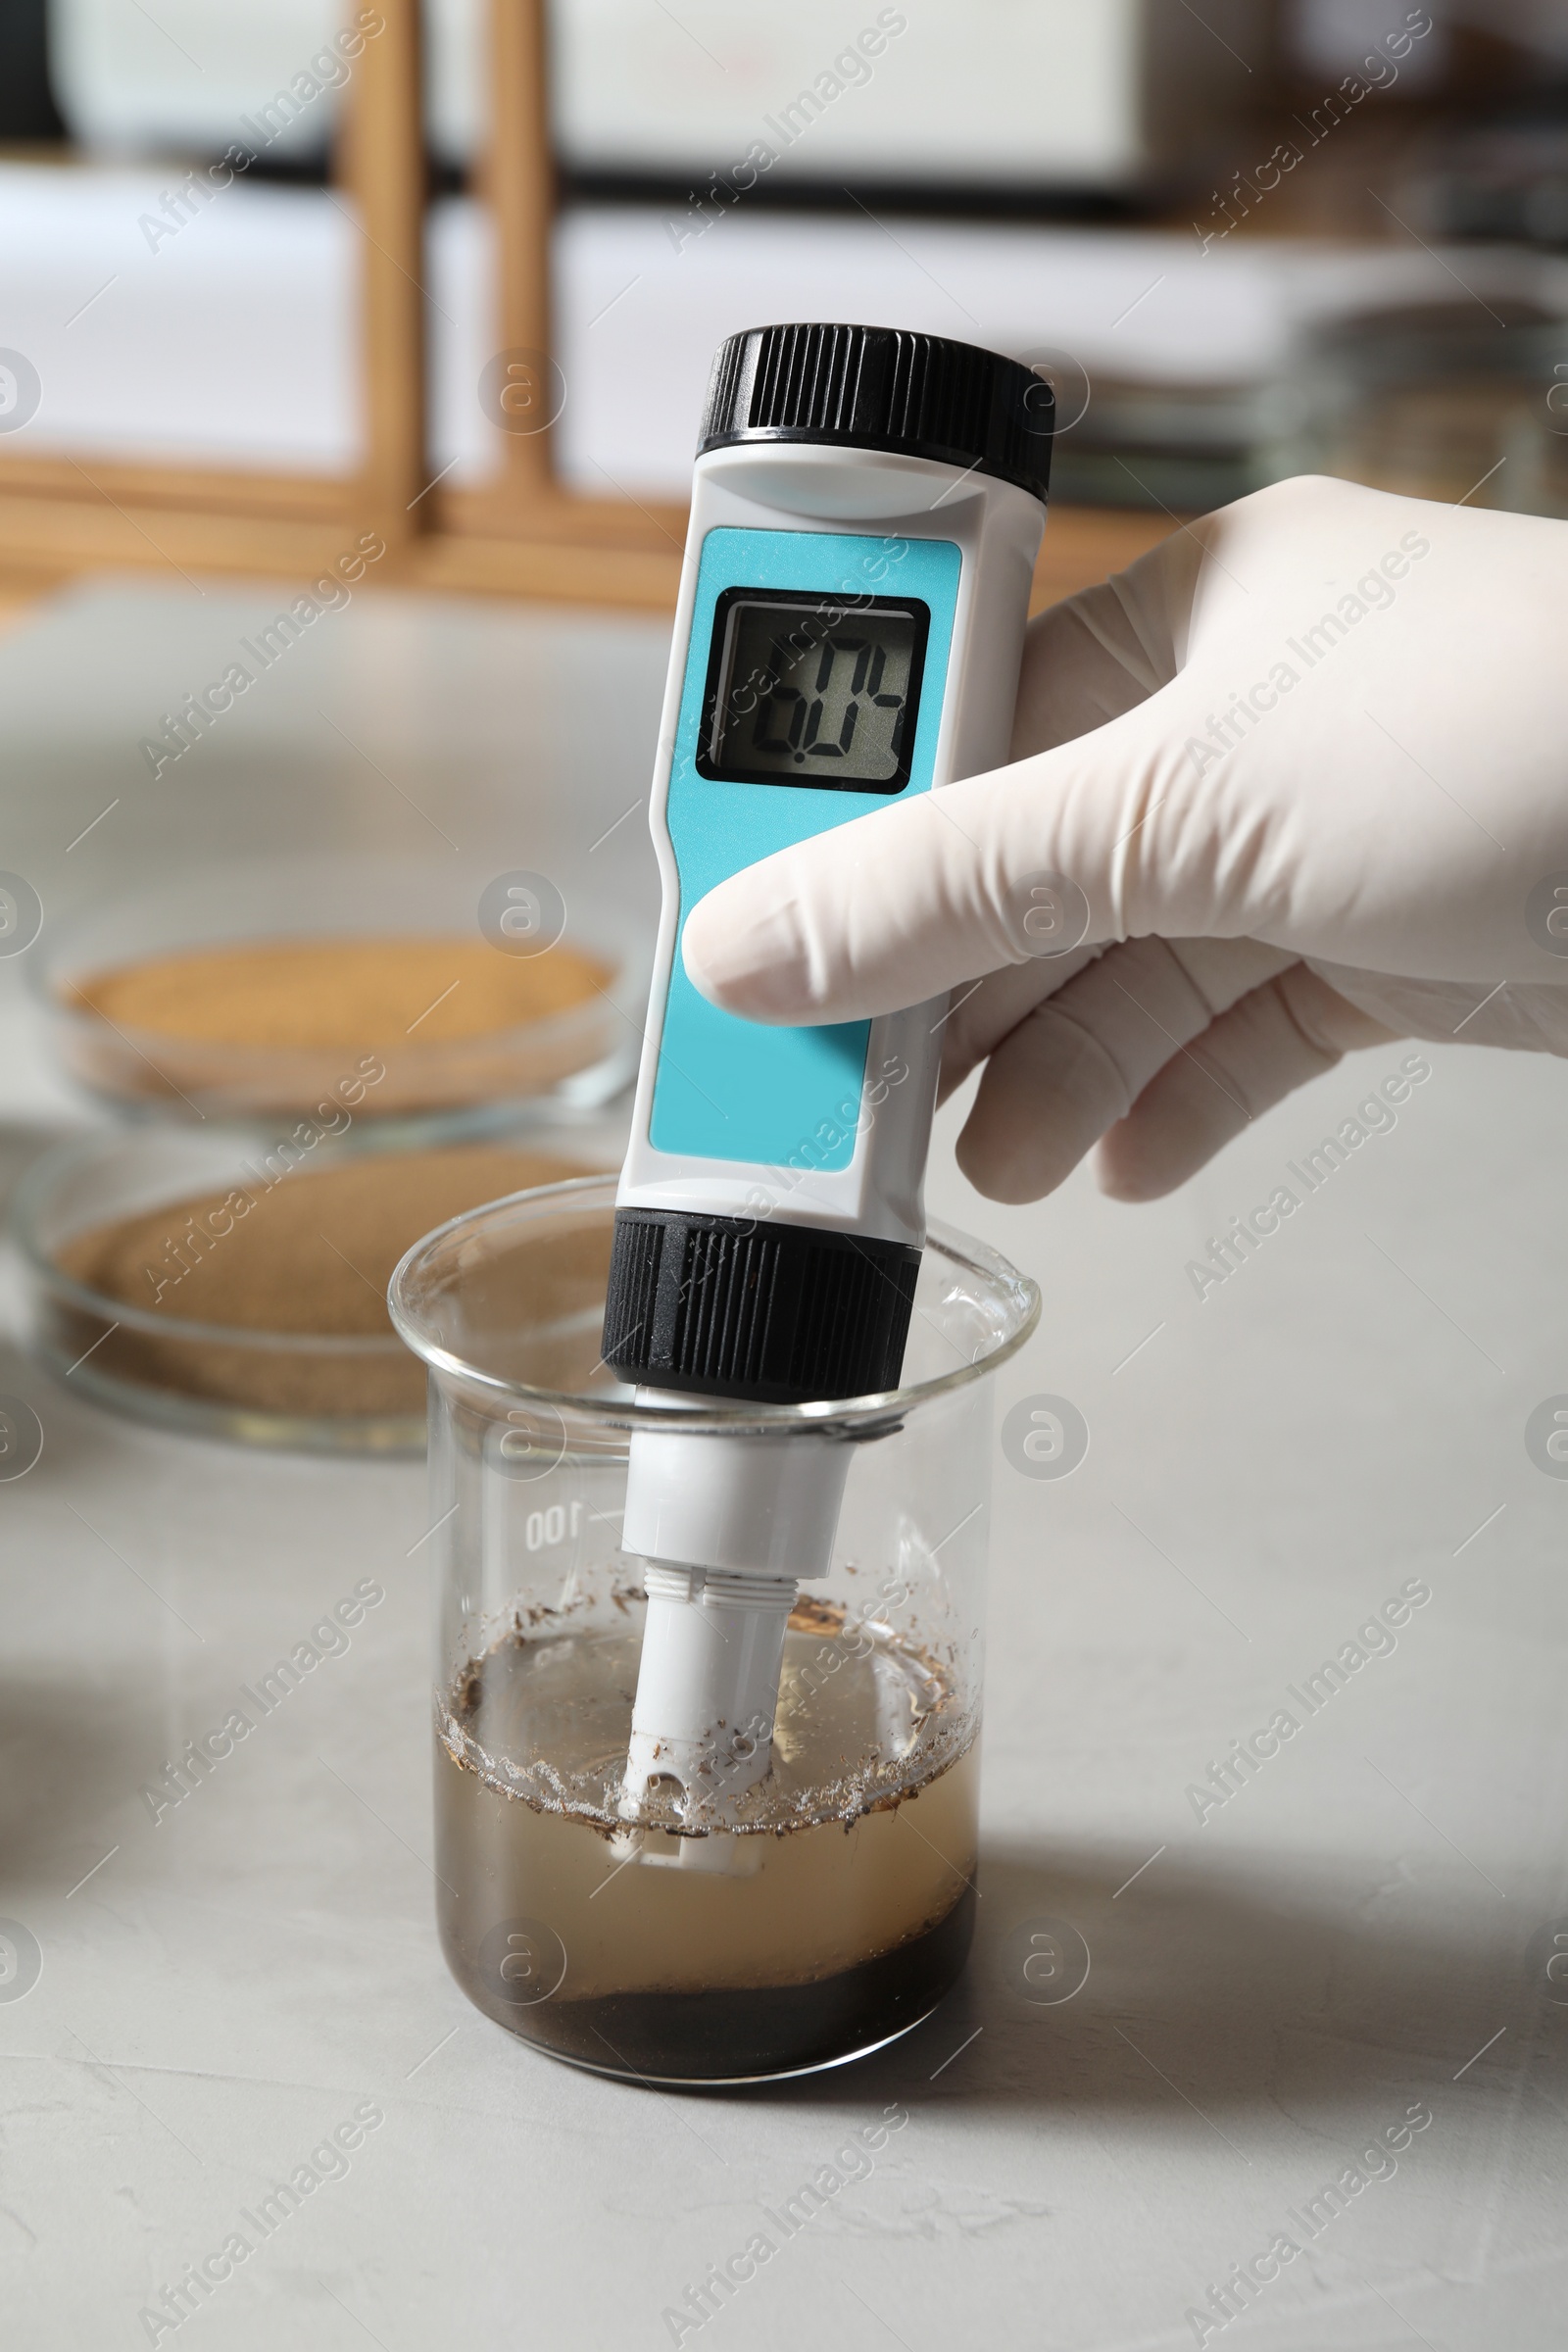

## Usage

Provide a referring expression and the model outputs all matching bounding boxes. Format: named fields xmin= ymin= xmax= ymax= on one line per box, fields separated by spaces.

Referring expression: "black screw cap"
xmin=697 ymin=321 xmax=1054 ymax=506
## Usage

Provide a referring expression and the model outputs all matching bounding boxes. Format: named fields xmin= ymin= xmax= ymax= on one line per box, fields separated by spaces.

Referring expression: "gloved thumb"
xmin=680 ymin=691 xmax=1237 ymax=1022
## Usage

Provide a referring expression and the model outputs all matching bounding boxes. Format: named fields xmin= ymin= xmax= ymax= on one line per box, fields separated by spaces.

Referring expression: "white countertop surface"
xmin=2 ymin=581 xmax=1566 ymax=2350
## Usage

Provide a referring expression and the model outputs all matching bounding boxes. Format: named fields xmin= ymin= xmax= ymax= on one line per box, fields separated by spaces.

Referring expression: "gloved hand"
xmin=682 ymin=475 xmax=1568 ymax=1203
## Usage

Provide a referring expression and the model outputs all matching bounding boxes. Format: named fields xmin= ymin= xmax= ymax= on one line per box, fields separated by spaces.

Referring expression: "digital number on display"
xmin=697 ymin=590 xmax=931 ymax=794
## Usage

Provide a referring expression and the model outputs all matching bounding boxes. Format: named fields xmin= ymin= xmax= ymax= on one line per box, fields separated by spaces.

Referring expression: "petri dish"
xmin=12 ymin=1123 xmax=620 ymax=1454
xmin=34 ymin=857 xmax=649 ymax=1132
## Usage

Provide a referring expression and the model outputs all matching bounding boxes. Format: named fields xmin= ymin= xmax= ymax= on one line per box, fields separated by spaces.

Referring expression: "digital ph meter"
xmin=602 ymin=322 xmax=1054 ymax=1830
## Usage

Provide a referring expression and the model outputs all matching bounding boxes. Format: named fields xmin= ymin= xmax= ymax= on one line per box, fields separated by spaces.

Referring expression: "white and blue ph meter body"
xmin=603 ymin=323 xmax=1054 ymax=1829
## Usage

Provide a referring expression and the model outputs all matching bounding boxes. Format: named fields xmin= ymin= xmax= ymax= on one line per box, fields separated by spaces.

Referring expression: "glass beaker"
xmin=390 ymin=1176 xmax=1038 ymax=2084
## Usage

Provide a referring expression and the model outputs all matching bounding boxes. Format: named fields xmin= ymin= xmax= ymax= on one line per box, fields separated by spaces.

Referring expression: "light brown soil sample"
xmin=48 ymin=1144 xmax=590 ymax=1422
xmin=70 ymin=936 xmax=611 ymax=1049
xmin=58 ymin=936 xmax=620 ymax=1118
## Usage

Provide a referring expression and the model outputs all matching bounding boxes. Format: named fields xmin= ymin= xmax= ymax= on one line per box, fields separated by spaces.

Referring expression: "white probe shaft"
xmin=619 ymin=1413 xmax=854 ymax=1827
xmin=622 ymin=1565 xmax=796 ymax=1825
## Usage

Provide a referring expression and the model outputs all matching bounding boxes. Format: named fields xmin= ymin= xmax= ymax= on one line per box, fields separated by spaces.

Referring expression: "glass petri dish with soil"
xmin=36 ymin=858 xmax=648 ymax=1133
xmin=13 ymin=1127 xmax=617 ymax=1453
xmin=390 ymin=1175 xmax=1039 ymax=2083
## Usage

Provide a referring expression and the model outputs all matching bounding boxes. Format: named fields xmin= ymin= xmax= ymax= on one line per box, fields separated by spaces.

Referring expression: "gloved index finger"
xmin=682 ymin=520 xmax=1219 ymax=1029
xmin=678 ymin=777 xmax=1051 ymax=1025
xmin=679 ymin=685 xmax=1217 ymax=1026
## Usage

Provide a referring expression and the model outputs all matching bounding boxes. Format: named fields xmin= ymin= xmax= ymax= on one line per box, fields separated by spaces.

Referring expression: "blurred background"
xmin=6 ymin=0 xmax=1567 ymax=1170
xmin=1 ymin=0 xmax=1567 ymax=567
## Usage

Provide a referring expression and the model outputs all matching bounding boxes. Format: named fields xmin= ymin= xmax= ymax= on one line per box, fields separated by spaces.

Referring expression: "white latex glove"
xmin=682 ymin=475 xmax=1568 ymax=1203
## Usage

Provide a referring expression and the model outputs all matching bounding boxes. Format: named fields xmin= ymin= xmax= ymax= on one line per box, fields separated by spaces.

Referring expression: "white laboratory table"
xmin=1 ymin=581 xmax=1565 ymax=2350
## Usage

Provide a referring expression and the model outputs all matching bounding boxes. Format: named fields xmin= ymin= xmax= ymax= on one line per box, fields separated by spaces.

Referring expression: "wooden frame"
xmin=0 ymin=0 xmax=1165 ymax=614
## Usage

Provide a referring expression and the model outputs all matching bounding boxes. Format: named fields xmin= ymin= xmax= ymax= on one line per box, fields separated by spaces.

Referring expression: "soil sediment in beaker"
xmin=435 ymin=1619 xmax=979 ymax=2081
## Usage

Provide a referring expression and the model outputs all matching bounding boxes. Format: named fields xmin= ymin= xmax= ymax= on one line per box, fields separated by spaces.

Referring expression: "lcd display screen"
xmin=697 ymin=590 xmax=930 ymax=793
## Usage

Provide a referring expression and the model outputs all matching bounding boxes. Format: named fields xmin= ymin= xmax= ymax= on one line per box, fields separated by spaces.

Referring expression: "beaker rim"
xmin=388 ymin=1174 xmax=1040 ymax=1437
